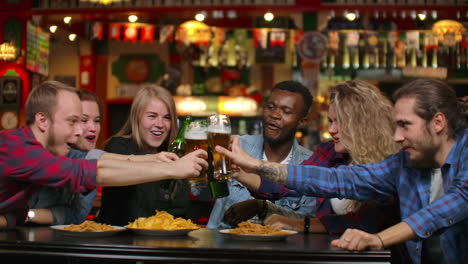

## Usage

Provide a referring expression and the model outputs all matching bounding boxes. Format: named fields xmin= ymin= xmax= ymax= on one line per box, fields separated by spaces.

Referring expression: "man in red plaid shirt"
xmin=0 ymin=80 xmax=207 ymax=228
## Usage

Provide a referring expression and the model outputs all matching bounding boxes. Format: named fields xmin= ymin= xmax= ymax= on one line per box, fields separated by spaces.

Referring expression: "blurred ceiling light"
xmin=68 ymin=33 xmax=77 ymax=41
xmin=410 ymin=10 xmax=417 ymax=20
xmin=432 ymin=10 xmax=438 ymax=20
xmin=345 ymin=11 xmax=357 ymax=21
xmin=128 ymin=15 xmax=138 ymax=23
xmin=212 ymin=10 xmax=223 ymax=19
xmin=418 ymin=11 xmax=427 ymax=21
xmin=63 ymin=16 xmax=72 ymax=24
xmin=264 ymin=12 xmax=274 ymax=22
xmin=195 ymin=12 xmax=205 ymax=22
xmin=49 ymin=25 xmax=58 ymax=33
xmin=227 ymin=10 xmax=237 ymax=19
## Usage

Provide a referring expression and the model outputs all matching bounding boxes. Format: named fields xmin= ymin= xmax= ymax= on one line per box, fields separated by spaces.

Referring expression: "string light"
xmin=195 ymin=12 xmax=206 ymax=22
xmin=128 ymin=15 xmax=138 ymax=23
xmin=63 ymin=16 xmax=72 ymax=24
xmin=49 ymin=25 xmax=58 ymax=33
xmin=264 ymin=12 xmax=274 ymax=22
xmin=68 ymin=33 xmax=77 ymax=41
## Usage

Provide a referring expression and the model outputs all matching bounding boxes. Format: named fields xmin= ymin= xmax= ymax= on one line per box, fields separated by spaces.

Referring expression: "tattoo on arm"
xmin=256 ymin=161 xmax=288 ymax=185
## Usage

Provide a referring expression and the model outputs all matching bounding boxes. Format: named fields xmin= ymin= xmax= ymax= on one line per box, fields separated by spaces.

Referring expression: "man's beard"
xmin=263 ymin=128 xmax=296 ymax=146
xmin=408 ymin=129 xmax=438 ymax=168
xmin=45 ymin=125 xmax=60 ymax=156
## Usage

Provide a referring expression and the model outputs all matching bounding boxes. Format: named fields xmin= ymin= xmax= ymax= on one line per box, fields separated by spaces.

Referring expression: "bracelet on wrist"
xmin=303 ymin=216 xmax=310 ymax=234
xmin=376 ymin=234 xmax=385 ymax=248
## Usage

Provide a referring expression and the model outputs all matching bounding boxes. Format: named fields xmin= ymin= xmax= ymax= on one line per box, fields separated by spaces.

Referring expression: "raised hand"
xmin=172 ymin=149 xmax=208 ymax=179
xmin=214 ymin=136 xmax=261 ymax=174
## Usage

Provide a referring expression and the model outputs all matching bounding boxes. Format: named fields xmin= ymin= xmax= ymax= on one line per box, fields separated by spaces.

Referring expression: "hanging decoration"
xmin=140 ymin=24 xmax=155 ymax=43
xmin=176 ymin=20 xmax=211 ymax=46
xmin=123 ymin=24 xmax=138 ymax=43
xmin=270 ymin=29 xmax=286 ymax=47
xmin=159 ymin=25 xmax=175 ymax=44
xmin=90 ymin=21 xmax=104 ymax=40
xmin=253 ymin=28 xmax=269 ymax=49
xmin=108 ymin=23 xmax=121 ymax=41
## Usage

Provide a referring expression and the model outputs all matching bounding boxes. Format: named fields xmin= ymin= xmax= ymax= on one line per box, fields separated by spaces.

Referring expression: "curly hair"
xmin=330 ymin=80 xmax=401 ymax=210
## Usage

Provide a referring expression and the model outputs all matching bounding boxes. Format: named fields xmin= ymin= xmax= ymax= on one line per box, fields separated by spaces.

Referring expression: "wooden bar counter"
xmin=0 ymin=226 xmax=390 ymax=263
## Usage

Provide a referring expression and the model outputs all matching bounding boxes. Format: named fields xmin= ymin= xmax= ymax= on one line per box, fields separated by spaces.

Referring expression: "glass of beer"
xmin=207 ymin=114 xmax=232 ymax=180
xmin=184 ymin=120 xmax=208 ymax=187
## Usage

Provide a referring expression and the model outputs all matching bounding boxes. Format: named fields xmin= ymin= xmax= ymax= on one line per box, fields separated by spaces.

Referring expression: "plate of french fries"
xmin=50 ymin=220 xmax=125 ymax=237
xmin=126 ymin=211 xmax=200 ymax=236
xmin=219 ymin=221 xmax=298 ymax=241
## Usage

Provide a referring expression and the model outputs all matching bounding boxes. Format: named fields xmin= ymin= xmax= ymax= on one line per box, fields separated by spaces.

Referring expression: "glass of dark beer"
xmin=184 ymin=120 xmax=208 ymax=187
xmin=207 ymin=114 xmax=232 ymax=180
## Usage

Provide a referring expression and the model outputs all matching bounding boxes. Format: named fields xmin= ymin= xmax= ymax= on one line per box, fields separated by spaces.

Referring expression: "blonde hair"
xmin=330 ymin=80 xmax=400 ymax=210
xmin=112 ymin=85 xmax=178 ymax=152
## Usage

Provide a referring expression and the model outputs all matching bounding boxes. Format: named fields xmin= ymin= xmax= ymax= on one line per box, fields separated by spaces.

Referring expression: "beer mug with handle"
xmin=207 ymin=114 xmax=232 ymax=180
xmin=184 ymin=119 xmax=209 ymax=187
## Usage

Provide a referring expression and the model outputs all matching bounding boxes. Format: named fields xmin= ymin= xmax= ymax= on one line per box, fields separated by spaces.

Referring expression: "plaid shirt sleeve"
xmin=254 ymin=141 xmax=337 ymax=200
xmin=287 ymin=155 xmax=399 ymax=205
xmin=6 ymin=136 xmax=97 ymax=192
xmin=0 ymin=127 xmax=97 ymax=227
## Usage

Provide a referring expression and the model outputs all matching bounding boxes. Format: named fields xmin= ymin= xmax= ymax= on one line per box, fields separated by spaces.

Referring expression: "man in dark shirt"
xmin=0 ymin=80 xmax=208 ymax=228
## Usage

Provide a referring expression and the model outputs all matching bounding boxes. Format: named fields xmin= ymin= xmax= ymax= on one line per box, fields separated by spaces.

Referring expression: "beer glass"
xmin=184 ymin=120 xmax=208 ymax=186
xmin=207 ymin=114 xmax=232 ymax=180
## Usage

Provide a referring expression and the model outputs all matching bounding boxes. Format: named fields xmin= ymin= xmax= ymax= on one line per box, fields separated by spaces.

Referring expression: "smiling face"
xmin=393 ymin=97 xmax=438 ymax=168
xmin=75 ymin=100 xmax=101 ymax=151
xmin=327 ymin=105 xmax=347 ymax=153
xmin=138 ymin=97 xmax=172 ymax=149
xmin=45 ymin=90 xmax=83 ymax=156
xmin=262 ymin=89 xmax=306 ymax=145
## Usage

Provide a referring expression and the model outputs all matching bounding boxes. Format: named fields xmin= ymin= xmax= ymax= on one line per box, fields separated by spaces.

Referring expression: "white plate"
xmin=50 ymin=225 xmax=126 ymax=237
xmin=126 ymin=227 xmax=200 ymax=236
xmin=219 ymin=229 xmax=298 ymax=241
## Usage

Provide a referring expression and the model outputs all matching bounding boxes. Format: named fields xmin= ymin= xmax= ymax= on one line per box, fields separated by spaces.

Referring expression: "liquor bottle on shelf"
xmin=342 ymin=46 xmax=350 ymax=69
xmin=352 ymin=47 xmax=360 ymax=69
xmin=409 ymin=48 xmax=417 ymax=67
xmin=329 ymin=52 xmax=336 ymax=69
xmin=455 ymin=40 xmax=461 ymax=69
xmin=431 ymin=47 xmax=438 ymax=68
xmin=421 ymin=47 xmax=428 ymax=68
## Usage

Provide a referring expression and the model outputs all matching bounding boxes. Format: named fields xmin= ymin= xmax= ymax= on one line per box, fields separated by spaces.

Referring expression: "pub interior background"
xmin=1 ymin=0 xmax=468 ymax=221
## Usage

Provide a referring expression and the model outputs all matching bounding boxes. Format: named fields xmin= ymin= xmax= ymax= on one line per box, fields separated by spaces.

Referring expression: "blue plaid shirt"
xmin=287 ymin=129 xmax=468 ymax=264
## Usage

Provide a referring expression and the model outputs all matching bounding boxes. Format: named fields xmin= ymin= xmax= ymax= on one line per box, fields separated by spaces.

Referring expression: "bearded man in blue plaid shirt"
xmin=217 ymin=79 xmax=467 ymax=264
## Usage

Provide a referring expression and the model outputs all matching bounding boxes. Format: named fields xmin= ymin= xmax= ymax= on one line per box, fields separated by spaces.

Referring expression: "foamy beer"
xmin=184 ymin=120 xmax=208 ymax=186
xmin=208 ymin=114 xmax=232 ymax=180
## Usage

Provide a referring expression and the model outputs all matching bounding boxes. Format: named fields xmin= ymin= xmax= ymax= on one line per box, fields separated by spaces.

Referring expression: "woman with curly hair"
xmin=225 ymin=80 xmax=410 ymax=263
